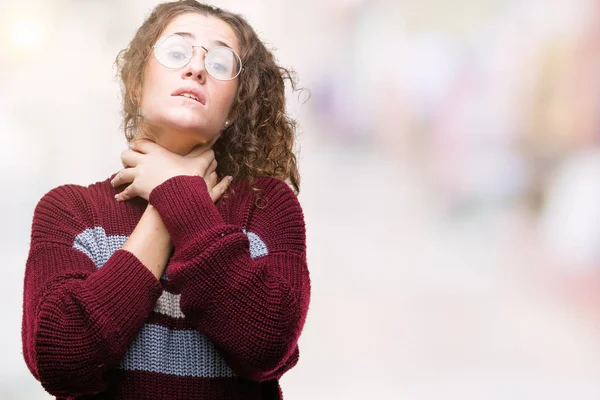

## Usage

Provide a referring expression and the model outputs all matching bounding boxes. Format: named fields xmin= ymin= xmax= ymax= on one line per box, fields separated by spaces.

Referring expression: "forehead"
xmin=161 ymin=13 xmax=239 ymax=53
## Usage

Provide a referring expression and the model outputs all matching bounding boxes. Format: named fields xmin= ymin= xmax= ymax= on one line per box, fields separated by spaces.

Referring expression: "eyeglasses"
xmin=152 ymin=34 xmax=243 ymax=81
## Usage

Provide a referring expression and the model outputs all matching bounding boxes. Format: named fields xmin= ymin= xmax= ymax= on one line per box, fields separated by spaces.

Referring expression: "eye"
xmin=207 ymin=60 xmax=230 ymax=72
xmin=167 ymin=49 xmax=187 ymax=61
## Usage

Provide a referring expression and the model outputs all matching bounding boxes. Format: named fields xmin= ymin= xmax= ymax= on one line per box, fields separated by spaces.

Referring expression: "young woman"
xmin=21 ymin=1 xmax=310 ymax=399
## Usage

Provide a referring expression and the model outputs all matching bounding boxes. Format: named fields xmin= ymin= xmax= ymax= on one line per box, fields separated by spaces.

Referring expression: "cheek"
xmin=142 ymin=64 xmax=160 ymax=96
xmin=140 ymin=63 xmax=167 ymax=112
xmin=212 ymin=83 xmax=238 ymax=115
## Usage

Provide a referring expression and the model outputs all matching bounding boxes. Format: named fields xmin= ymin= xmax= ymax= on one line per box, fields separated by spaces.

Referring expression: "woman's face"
xmin=139 ymin=13 xmax=240 ymax=154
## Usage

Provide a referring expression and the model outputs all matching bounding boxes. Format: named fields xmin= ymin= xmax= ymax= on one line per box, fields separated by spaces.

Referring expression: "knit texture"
xmin=21 ymin=174 xmax=310 ymax=400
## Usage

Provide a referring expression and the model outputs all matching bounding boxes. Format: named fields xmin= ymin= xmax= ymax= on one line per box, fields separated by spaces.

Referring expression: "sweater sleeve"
xmin=21 ymin=184 xmax=163 ymax=397
xmin=148 ymin=175 xmax=310 ymax=382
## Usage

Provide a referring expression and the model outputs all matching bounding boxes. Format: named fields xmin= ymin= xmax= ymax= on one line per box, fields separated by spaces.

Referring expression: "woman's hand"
xmin=111 ymin=139 xmax=232 ymax=202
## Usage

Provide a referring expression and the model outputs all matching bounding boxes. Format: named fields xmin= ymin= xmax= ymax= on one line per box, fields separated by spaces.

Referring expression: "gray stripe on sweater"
xmin=244 ymin=228 xmax=269 ymax=258
xmin=119 ymin=323 xmax=237 ymax=377
xmin=154 ymin=291 xmax=185 ymax=318
xmin=73 ymin=227 xmax=128 ymax=269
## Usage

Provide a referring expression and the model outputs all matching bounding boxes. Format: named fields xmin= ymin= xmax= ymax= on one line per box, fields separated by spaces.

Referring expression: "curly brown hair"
xmin=114 ymin=0 xmax=303 ymax=195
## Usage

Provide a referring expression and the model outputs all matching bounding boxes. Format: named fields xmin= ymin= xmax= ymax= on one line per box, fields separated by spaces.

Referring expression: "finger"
xmin=111 ymin=167 xmax=137 ymax=187
xmin=185 ymin=143 xmax=214 ymax=159
xmin=210 ymin=176 xmax=233 ymax=203
xmin=130 ymin=138 xmax=161 ymax=154
xmin=204 ymin=159 xmax=217 ymax=179
xmin=115 ymin=183 xmax=136 ymax=202
xmin=201 ymin=150 xmax=216 ymax=174
xmin=200 ymin=149 xmax=215 ymax=162
xmin=206 ymin=171 xmax=218 ymax=188
xmin=185 ymin=135 xmax=221 ymax=158
xmin=193 ymin=149 xmax=215 ymax=175
xmin=121 ymin=149 xmax=143 ymax=167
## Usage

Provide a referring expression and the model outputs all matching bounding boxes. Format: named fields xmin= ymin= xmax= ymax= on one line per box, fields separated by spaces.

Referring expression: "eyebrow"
xmin=173 ymin=31 xmax=233 ymax=49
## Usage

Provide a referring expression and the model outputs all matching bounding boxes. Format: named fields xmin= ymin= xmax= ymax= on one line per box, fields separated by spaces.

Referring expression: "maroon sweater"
xmin=21 ymin=174 xmax=310 ymax=399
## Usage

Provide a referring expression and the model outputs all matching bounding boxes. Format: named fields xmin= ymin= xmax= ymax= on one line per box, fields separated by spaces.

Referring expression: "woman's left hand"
xmin=111 ymin=139 xmax=232 ymax=202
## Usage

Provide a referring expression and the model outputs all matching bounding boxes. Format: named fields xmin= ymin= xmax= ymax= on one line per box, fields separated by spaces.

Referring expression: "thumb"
xmin=211 ymin=175 xmax=233 ymax=203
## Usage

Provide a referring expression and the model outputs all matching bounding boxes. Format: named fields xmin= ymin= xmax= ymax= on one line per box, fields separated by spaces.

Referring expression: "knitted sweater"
xmin=21 ymin=173 xmax=310 ymax=400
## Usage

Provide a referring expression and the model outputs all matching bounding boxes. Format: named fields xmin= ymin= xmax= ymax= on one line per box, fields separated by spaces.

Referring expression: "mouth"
xmin=178 ymin=93 xmax=204 ymax=105
xmin=171 ymin=88 xmax=206 ymax=105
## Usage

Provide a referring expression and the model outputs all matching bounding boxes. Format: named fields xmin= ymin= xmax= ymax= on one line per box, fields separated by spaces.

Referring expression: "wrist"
xmin=142 ymin=204 xmax=171 ymax=240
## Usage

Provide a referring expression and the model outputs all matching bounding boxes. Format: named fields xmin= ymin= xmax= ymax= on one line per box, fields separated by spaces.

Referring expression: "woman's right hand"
xmin=114 ymin=139 xmax=232 ymax=203
xmin=183 ymin=143 xmax=233 ymax=203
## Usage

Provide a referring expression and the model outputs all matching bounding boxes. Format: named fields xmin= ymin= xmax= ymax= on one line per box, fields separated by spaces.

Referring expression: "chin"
xmin=171 ymin=123 xmax=207 ymax=134
xmin=147 ymin=112 xmax=214 ymax=139
xmin=165 ymin=122 xmax=216 ymax=145
xmin=160 ymin=115 xmax=206 ymax=134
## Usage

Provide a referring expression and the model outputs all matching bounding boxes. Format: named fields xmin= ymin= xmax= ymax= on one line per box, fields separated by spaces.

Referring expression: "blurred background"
xmin=2 ymin=0 xmax=600 ymax=398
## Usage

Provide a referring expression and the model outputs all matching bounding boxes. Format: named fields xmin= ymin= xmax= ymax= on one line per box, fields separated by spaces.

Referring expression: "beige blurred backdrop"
xmin=3 ymin=0 xmax=600 ymax=398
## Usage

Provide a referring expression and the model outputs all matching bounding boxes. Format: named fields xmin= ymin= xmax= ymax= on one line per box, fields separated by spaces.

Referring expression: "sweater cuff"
xmin=148 ymin=175 xmax=226 ymax=247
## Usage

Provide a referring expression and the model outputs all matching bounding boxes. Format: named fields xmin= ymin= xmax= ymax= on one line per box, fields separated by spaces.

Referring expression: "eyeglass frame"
xmin=151 ymin=33 xmax=244 ymax=81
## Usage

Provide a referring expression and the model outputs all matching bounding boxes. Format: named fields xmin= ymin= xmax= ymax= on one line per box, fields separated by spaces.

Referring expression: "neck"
xmin=137 ymin=123 xmax=218 ymax=156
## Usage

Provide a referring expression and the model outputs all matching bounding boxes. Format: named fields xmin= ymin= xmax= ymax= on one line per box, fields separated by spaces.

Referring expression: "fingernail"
xmin=114 ymin=194 xmax=119 ymax=200
xmin=228 ymin=176 xmax=233 ymax=182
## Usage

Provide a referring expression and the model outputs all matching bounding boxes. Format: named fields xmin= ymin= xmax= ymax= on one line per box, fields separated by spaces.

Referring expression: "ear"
xmin=228 ymin=108 xmax=237 ymax=120
xmin=226 ymin=103 xmax=237 ymax=125
xmin=223 ymin=99 xmax=238 ymax=130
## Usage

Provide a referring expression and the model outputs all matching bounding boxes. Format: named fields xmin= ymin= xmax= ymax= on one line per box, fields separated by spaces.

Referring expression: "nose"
xmin=181 ymin=47 xmax=208 ymax=83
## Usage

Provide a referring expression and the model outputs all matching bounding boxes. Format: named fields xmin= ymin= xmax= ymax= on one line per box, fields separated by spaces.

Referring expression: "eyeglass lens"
xmin=154 ymin=35 xmax=241 ymax=80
